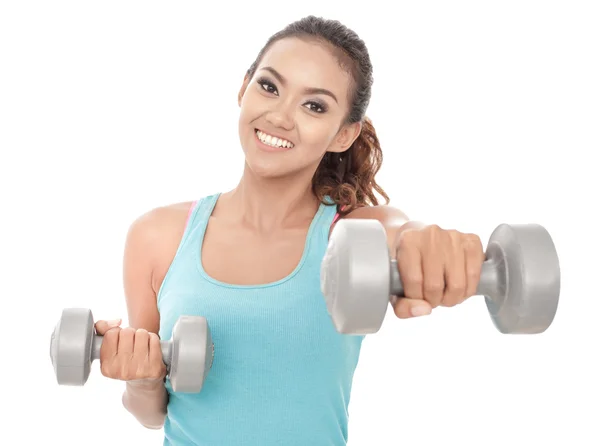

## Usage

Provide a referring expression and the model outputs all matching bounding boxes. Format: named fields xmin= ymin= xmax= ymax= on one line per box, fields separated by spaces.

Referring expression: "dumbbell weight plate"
xmin=170 ymin=315 xmax=214 ymax=393
xmin=321 ymin=219 xmax=391 ymax=334
xmin=485 ymin=223 xmax=560 ymax=334
xmin=50 ymin=308 xmax=95 ymax=386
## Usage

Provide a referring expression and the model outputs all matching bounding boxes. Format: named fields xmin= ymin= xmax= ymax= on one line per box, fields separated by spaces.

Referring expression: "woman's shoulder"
xmin=127 ymin=192 xmax=215 ymax=244
xmin=129 ymin=200 xmax=196 ymax=237
xmin=125 ymin=200 xmax=199 ymax=262
xmin=124 ymin=199 xmax=200 ymax=294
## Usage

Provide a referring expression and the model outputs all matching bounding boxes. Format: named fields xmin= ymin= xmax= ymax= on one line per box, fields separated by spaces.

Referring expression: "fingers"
xmin=118 ymin=327 xmax=136 ymax=356
xmin=96 ymin=320 xmax=165 ymax=383
xmin=396 ymin=231 xmax=423 ymax=300
xmin=100 ymin=325 xmax=120 ymax=368
xmin=133 ymin=328 xmax=150 ymax=363
xmin=464 ymin=233 xmax=485 ymax=298
xmin=97 ymin=319 xmax=123 ymax=375
xmin=392 ymin=297 xmax=432 ymax=319
xmin=393 ymin=226 xmax=486 ymax=319
xmin=441 ymin=230 xmax=466 ymax=307
xmin=422 ymin=232 xmax=445 ymax=308
xmin=148 ymin=333 xmax=166 ymax=379
xmin=94 ymin=319 xmax=122 ymax=336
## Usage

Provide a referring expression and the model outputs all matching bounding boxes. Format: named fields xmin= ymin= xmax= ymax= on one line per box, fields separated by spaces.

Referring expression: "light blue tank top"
xmin=157 ymin=192 xmax=365 ymax=445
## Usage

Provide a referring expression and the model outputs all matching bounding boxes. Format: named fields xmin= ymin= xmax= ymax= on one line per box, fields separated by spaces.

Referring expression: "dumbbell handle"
xmin=90 ymin=334 xmax=173 ymax=368
xmin=389 ymin=258 xmax=501 ymax=299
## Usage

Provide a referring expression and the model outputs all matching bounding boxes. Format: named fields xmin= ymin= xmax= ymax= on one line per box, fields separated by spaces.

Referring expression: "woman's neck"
xmin=220 ymin=163 xmax=321 ymax=233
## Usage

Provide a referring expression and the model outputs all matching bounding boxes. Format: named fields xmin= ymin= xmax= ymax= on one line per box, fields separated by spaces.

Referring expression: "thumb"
xmin=94 ymin=318 xmax=122 ymax=335
xmin=391 ymin=297 xmax=432 ymax=319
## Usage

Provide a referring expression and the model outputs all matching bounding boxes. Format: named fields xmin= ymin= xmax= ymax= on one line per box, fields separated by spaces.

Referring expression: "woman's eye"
xmin=259 ymin=80 xmax=278 ymax=95
xmin=305 ymin=102 xmax=323 ymax=113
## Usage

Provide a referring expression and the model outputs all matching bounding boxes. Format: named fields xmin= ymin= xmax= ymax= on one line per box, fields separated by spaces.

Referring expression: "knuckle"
xmin=424 ymin=280 xmax=444 ymax=293
xmin=134 ymin=329 xmax=149 ymax=346
xmin=444 ymin=279 xmax=466 ymax=302
xmin=404 ymin=273 xmax=423 ymax=286
xmin=428 ymin=224 xmax=442 ymax=232
xmin=446 ymin=278 xmax=465 ymax=293
xmin=121 ymin=327 xmax=136 ymax=337
xmin=424 ymin=225 xmax=441 ymax=240
xmin=466 ymin=233 xmax=483 ymax=247
xmin=447 ymin=229 xmax=460 ymax=239
xmin=104 ymin=327 xmax=121 ymax=338
xmin=467 ymin=267 xmax=480 ymax=278
xmin=148 ymin=333 xmax=160 ymax=346
xmin=398 ymin=230 xmax=418 ymax=247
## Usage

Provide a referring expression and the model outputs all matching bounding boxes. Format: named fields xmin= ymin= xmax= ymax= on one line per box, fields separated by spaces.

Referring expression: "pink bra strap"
xmin=186 ymin=200 xmax=198 ymax=226
xmin=331 ymin=204 xmax=348 ymax=227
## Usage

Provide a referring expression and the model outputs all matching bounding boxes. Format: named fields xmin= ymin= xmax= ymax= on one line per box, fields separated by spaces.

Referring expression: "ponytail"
xmin=312 ymin=116 xmax=389 ymax=216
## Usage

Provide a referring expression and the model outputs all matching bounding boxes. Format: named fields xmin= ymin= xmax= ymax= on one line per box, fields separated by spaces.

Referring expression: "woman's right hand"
xmin=94 ymin=319 xmax=167 ymax=384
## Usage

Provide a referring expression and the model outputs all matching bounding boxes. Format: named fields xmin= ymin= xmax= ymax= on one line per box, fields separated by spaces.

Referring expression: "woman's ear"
xmin=330 ymin=121 xmax=362 ymax=153
xmin=238 ymin=75 xmax=251 ymax=107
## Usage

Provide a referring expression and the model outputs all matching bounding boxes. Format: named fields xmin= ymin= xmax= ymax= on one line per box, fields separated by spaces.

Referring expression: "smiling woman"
xmin=236 ymin=24 xmax=389 ymax=214
xmin=89 ymin=14 xmax=488 ymax=446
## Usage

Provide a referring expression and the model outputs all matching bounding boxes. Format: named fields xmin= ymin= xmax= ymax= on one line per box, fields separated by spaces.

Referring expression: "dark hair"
xmin=245 ymin=15 xmax=389 ymax=216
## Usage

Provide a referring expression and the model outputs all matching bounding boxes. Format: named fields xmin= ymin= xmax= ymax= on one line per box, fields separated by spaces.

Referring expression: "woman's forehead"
xmin=258 ymin=38 xmax=353 ymax=95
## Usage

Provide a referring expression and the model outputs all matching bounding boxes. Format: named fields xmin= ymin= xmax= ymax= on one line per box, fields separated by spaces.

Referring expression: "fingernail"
xmin=106 ymin=318 xmax=121 ymax=326
xmin=411 ymin=306 xmax=431 ymax=317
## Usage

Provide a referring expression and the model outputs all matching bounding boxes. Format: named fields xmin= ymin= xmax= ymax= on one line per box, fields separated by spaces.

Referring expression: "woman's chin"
xmin=244 ymin=157 xmax=291 ymax=179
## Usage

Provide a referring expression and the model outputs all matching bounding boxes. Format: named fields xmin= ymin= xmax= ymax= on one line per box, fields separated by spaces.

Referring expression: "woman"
xmin=95 ymin=15 xmax=485 ymax=445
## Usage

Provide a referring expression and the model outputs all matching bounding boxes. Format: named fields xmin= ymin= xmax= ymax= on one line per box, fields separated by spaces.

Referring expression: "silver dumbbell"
xmin=50 ymin=308 xmax=214 ymax=392
xmin=321 ymin=219 xmax=561 ymax=335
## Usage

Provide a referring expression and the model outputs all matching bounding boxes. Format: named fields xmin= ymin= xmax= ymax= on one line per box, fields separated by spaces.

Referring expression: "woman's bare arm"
xmin=120 ymin=202 xmax=192 ymax=429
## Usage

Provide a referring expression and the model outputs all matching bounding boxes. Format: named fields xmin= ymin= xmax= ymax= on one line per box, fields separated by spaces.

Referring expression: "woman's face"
xmin=237 ymin=37 xmax=361 ymax=179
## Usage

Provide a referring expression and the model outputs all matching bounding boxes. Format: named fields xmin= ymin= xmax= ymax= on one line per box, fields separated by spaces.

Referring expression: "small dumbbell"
xmin=50 ymin=308 xmax=214 ymax=393
xmin=320 ymin=220 xmax=561 ymax=335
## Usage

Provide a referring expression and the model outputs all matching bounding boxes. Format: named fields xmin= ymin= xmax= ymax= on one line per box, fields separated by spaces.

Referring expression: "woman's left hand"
xmin=391 ymin=224 xmax=486 ymax=318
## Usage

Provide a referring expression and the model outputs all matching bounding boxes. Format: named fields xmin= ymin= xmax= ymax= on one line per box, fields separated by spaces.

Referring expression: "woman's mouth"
xmin=255 ymin=129 xmax=295 ymax=151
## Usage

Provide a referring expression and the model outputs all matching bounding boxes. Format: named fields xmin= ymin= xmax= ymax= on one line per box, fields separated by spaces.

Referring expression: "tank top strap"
xmin=319 ymin=195 xmax=340 ymax=240
xmin=174 ymin=194 xmax=217 ymax=253
xmin=303 ymin=196 xmax=339 ymax=264
xmin=156 ymin=193 xmax=218 ymax=303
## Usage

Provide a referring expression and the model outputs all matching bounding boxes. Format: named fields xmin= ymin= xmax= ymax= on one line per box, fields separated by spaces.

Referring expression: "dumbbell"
xmin=320 ymin=220 xmax=561 ymax=335
xmin=50 ymin=308 xmax=214 ymax=393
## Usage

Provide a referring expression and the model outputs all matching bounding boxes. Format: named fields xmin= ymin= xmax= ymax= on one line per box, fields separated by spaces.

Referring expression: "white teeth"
xmin=256 ymin=130 xmax=294 ymax=148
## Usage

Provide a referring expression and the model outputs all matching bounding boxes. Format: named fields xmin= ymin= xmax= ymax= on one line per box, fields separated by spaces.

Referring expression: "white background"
xmin=1 ymin=1 xmax=599 ymax=445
